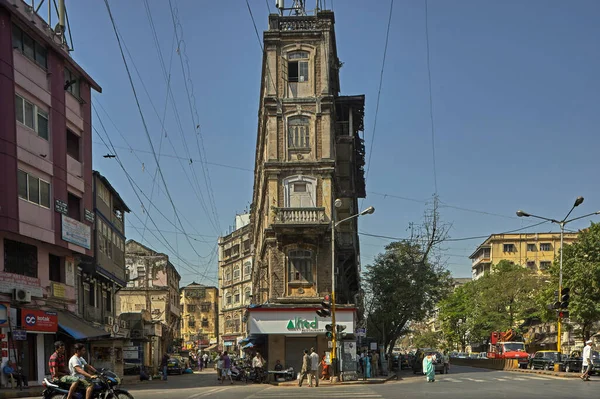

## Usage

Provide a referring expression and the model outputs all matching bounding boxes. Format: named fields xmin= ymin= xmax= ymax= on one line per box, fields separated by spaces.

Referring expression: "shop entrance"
xmin=285 ymin=337 xmax=316 ymax=375
xmin=15 ymin=333 xmax=37 ymax=382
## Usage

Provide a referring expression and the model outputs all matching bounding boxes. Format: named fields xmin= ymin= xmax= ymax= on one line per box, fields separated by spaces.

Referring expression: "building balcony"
xmin=272 ymin=207 xmax=329 ymax=231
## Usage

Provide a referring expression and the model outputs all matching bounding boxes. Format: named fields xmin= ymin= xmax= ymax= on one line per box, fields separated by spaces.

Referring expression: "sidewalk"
xmin=272 ymin=372 xmax=398 ymax=386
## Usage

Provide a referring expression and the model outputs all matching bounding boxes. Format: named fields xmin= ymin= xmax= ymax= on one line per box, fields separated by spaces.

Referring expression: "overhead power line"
xmin=363 ymin=0 xmax=394 ymax=191
xmin=425 ymin=0 xmax=438 ymax=194
xmin=359 ymin=220 xmax=550 ymax=243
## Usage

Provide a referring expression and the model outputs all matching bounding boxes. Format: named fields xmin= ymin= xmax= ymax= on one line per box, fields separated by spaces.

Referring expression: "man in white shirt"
xmin=581 ymin=340 xmax=594 ymax=381
xmin=309 ymin=347 xmax=320 ymax=387
xmin=68 ymin=343 xmax=98 ymax=399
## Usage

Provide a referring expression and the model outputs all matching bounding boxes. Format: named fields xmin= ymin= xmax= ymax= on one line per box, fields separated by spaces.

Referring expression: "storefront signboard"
xmin=21 ymin=309 xmax=58 ymax=332
xmin=249 ymin=310 xmax=354 ymax=335
xmin=61 ymin=214 xmax=91 ymax=249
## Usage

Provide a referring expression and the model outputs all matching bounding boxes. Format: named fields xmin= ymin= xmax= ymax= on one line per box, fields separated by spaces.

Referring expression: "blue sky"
xmin=63 ymin=0 xmax=600 ymax=286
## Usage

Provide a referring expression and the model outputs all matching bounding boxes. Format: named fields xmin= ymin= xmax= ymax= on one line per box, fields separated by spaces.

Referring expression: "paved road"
xmin=22 ymin=365 xmax=600 ymax=398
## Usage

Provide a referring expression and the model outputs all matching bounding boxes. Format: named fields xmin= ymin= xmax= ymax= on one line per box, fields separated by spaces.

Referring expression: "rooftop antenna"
xmin=276 ymin=0 xmax=309 ymax=16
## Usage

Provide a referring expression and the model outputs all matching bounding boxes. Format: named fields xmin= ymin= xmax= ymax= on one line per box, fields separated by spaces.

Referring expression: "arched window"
xmin=288 ymin=249 xmax=313 ymax=283
xmin=283 ymin=175 xmax=316 ymax=208
xmin=225 ymin=291 xmax=232 ymax=307
xmin=225 ymin=270 xmax=231 ymax=284
xmin=233 ymin=264 xmax=241 ymax=281
xmin=234 ymin=290 xmax=240 ymax=304
xmin=244 ymin=287 xmax=251 ymax=303
xmin=288 ymin=116 xmax=310 ymax=149
xmin=243 ymin=261 xmax=252 ymax=278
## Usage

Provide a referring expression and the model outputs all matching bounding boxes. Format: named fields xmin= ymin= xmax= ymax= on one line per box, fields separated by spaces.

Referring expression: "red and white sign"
xmin=21 ymin=309 xmax=58 ymax=333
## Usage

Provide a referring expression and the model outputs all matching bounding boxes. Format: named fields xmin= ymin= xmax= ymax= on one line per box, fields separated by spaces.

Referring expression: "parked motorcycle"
xmin=42 ymin=369 xmax=134 ymax=399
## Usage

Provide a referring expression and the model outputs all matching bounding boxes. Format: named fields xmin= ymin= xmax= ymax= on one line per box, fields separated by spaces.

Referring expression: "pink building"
xmin=0 ymin=0 xmax=101 ymax=383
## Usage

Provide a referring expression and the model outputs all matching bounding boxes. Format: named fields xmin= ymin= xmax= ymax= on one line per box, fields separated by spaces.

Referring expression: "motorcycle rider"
xmin=48 ymin=341 xmax=79 ymax=399
xmin=68 ymin=343 xmax=98 ymax=399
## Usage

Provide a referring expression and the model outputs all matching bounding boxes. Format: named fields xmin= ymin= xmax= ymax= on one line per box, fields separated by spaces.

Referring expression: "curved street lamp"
xmin=516 ymin=196 xmax=599 ymax=353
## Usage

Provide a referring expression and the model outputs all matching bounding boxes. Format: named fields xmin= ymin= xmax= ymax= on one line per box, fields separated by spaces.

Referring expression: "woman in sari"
xmin=320 ymin=354 xmax=329 ymax=380
xmin=422 ymin=352 xmax=435 ymax=382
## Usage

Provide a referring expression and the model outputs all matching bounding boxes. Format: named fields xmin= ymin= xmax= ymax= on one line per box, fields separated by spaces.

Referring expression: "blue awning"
xmin=243 ymin=342 xmax=254 ymax=349
xmin=57 ymin=310 xmax=111 ymax=340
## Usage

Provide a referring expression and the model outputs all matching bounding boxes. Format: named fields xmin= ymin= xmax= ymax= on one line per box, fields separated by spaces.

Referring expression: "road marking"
xmin=464 ymin=377 xmax=485 ymax=382
xmin=187 ymin=387 xmax=229 ymax=399
xmin=509 ymin=377 xmax=527 ymax=381
xmin=522 ymin=376 xmax=553 ymax=380
xmin=445 ymin=378 xmax=462 ymax=383
xmin=494 ymin=378 xmax=507 ymax=381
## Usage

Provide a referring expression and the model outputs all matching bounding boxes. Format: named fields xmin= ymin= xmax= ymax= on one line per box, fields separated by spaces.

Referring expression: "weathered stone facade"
xmin=250 ymin=11 xmax=366 ymax=318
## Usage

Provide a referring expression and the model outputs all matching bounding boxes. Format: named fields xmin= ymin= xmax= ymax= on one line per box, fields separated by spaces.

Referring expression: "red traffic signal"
xmin=316 ymin=294 xmax=332 ymax=318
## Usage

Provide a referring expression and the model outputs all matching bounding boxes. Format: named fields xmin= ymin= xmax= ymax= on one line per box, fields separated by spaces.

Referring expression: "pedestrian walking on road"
xmin=422 ymin=352 xmax=435 ymax=383
xmin=309 ymin=348 xmax=319 ymax=387
xmin=365 ymin=352 xmax=372 ymax=378
xmin=203 ymin=353 xmax=209 ymax=369
xmin=298 ymin=349 xmax=311 ymax=387
xmin=216 ymin=352 xmax=223 ymax=382
xmin=220 ymin=352 xmax=233 ymax=385
xmin=581 ymin=340 xmax=594 ymax=381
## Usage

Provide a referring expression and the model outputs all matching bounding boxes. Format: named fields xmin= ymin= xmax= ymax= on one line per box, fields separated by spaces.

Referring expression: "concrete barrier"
xmin=450 ymin=358 xmax=519 ymax=371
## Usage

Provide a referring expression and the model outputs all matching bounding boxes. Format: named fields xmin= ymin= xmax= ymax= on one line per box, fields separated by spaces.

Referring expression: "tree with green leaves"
xmin=535 ymin=223 xmax=600 ymax=340
xmin=363 ymin=200 xmax=453 ymax=354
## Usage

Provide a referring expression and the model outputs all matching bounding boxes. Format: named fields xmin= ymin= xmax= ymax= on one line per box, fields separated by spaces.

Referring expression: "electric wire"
xmin=363 ymin=0 xmax=394 ymax=194
xmin=359 ymin=220 xmax=549 ymax=242
xmin=103 ymin=0 xmax=211 ymax=264
xmin=425 ymin=0 xmax=438 ymax=194
xmin=94 ymin=118 xmax=219 ymax=285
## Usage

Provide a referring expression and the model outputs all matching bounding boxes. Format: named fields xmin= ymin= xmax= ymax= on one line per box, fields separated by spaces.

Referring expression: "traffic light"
xmin=317 ymin=294 xmax=332 ymax=318
xmin=560 ymin=287 xmax=570 ymax=309
xmin=325 ymin=324 xmax=334 ymax=339
xmin=336 ymin=324 xmax=347 ymax=339
xmin=558 ymin=310 xmax=569 ymax=319
xmin=553 ymin=290 xmax=561 ymax=309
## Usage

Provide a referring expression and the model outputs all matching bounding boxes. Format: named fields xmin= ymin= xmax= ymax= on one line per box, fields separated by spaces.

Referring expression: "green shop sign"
xmin=287 ymin=317 xmax=319 ymax=330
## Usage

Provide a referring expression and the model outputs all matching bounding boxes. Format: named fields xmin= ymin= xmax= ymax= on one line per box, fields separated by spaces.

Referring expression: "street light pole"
xmin=516 ymin=197 xmax=598 ymax=354
xmin=330 ymin=201 xmax=374 ymax=379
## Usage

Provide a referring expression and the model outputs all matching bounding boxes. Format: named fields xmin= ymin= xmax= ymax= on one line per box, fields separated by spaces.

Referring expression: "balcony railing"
xmin=471 ymin=251 xmax=491 ymax=266
xmin=273 ymin=207 xmax=328 ymax=224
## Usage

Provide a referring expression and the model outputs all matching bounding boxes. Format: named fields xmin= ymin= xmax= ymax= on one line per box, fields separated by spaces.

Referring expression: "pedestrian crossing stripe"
xmin=438 ymin=375 xmax=553 ymax=383
xmin=186 ymin=387 xmax=231 ymax=399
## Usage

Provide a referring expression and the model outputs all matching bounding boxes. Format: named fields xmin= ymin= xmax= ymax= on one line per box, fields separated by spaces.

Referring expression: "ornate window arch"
xmin=243 ymin=261 xmax=252 ymax=278
xmin=244 ymin=287 xmax=252 ymax=303
xmin=233 ymin=264 xmax=241 ymax=281
xmin=234 ymin=289 xmax=240 ymax=304
xmin=225 ymin=291 xmax=232 ymax=307
xmin=287 ymin=116 xmax=310 ymax=149
xmin=287 ymin=51 xmax=309 ymax=83
xmin=283 ymin=175 xmax=317 ymax=208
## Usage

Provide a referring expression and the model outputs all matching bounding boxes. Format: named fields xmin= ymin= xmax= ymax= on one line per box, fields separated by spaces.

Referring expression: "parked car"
xmin=563 ymin=350 xmax=600 ymax=373
xmin=529 ymin=351 xmax=563 ymax=370
xmin=167 ymin=358 xmax=184 ymax=375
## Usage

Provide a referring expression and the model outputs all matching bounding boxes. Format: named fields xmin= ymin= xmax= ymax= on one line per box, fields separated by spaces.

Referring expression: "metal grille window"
xmin=288 ymin=250 xmax=313 ymax=283
xmin=503 ymin=244 xmax=515 ymax=252
xmin=200 ymin=303 xmax=211 ymax=312
xmin=233 ymin=265 xmax=241 ymax=281
xmin=15 ymin=94 xmax=49 ymax=140
xmin=243 ymin=261 xmax=252 ymax=277
xmin=527 ymin=244 xmax=536 ymax=252
xmin=18 ymin=169 xmax=50 ymax=208
xmin=187 ymin=305 xmax=196 ymax=312
xmin=288 ymin=116 xmax=310 ymax=149
xmin=234 ymin=290 xmax=240 ymax=303
xmin=4 ymin=239 xmax=37 ymax=278
xmin=202 ymin=318 xmax=209 ymax=328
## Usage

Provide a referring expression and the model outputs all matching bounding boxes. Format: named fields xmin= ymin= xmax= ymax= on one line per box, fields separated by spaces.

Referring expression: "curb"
xmin=509 ymin=368 xmax=581 ymax=379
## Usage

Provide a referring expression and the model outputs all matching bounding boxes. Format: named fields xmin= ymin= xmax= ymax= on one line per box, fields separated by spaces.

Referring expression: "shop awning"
xmin=56 ymin=311 xmax=111 ymax=340
xmin=242 ymin=342 xmax=254 ymax=349
xmin=205 ymin=344 xmax=218 ymax=351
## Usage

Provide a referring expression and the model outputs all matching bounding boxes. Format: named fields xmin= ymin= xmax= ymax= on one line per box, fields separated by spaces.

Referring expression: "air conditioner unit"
xmin=13 ymin=289 xmax=31 ymax=303
xmin=105 ymin=316 xmax=114 ymax=325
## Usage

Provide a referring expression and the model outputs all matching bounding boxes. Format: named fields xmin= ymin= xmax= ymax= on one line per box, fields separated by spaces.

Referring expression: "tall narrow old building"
xmin=248 ymin=6 xmax=366 ymax=374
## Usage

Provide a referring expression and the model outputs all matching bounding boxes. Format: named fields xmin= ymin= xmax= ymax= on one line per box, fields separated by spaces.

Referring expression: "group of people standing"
xmin=358 ymin=350 xmax=381 ymax=378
